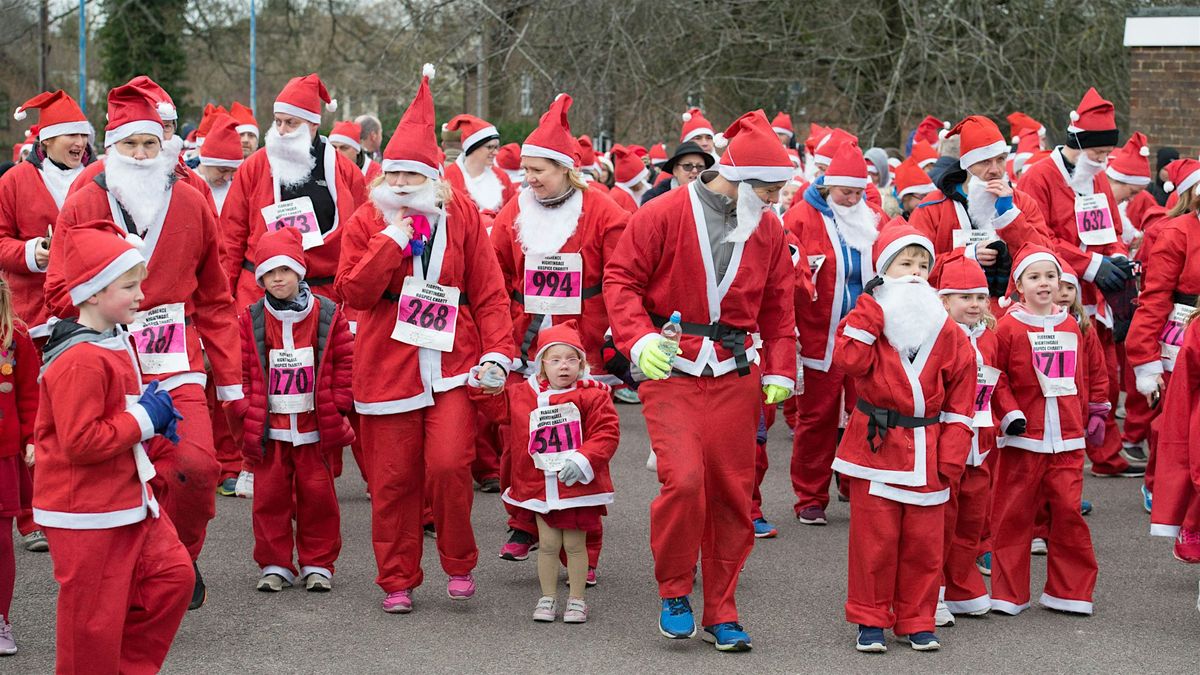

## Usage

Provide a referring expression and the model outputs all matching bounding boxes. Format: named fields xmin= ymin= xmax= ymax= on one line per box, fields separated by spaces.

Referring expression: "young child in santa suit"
xmin=832 ymin=221 xmax=976 ymax=653
xmin=471 ymin=321 xmax=618 ymax=623
xmin=988 ymin=244 xmax=1105 ymax=617
xmin=34 ymin=220 xmax=193 ymax=673
xmin=226 ymin=227 xmax=355 ymax=593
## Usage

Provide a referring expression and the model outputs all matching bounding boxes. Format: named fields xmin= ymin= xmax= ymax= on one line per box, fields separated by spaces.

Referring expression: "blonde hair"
xmin=940 ymin=293 xmax=996 ymax=330
xmin=0 ymin=275 xmax=14 ymax=349
xmin=567 ymin=168 xmax=589 ymax=192
xmin=538 ymin=344 xmax=588 ymax=381
xmin=1168 ymin=187 xmax=1198 ymax=218
xmin=1059 ymin=280 xmax=1091 ymax=334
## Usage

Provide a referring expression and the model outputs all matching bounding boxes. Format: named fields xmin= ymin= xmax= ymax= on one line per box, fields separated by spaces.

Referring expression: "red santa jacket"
xmin=221 ymin=143 xmax=368 ymax=308
xmin=1126 ymin=212 xmax=1200 ymax=377
xmin=604 ymin=180 xmax=796 ymax=386
xmin=609 ymin=184 xmax=640 ymax=214
xmin=0 ymin=325 xmax=38 ymax=459
xmin=443 ymin=159 xmax=517 ymax=213
xmin=71 ymin=155 xmax=218 ymax=216
xmin=831 ymin=295 xmax=976 ymax=505
xmin=909 ymin=188 xmax=1052 ymax=259
xmin=1150 ymin=315 xmax=1200 ymax=534
xmin=335 ymin=188 xmax=515 ymax=414
xmin=991 ymin=305 xmax=1107 ymax=454
xmin=474 ymin=375 xmax=619 ymax=513
xmin=361 ymin=156 xmax=383 ymax=184
xmin=46 ymin=175 xmax=243 ymax=400
xmin=236 ymin=293 xmax=354 ymax=458
xmin=491 ymin=187 xmax=628 ymax=376
xmin=958 ymin=322 xmax=1018 ymax=467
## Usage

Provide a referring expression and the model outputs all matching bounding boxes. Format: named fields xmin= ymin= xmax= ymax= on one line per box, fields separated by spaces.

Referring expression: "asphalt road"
xmin=6 ymin=404 xmax=1198 ymax=674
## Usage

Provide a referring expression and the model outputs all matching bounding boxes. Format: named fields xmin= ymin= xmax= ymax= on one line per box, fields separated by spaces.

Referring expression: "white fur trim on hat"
xmin=1061 ymin=272 xmax=1079 ymax=287
xmin=716 ymin=162 xmax=793 ymax=183
xmin=1177 ymin=170 xmax=1200 ymax=196
xmin=39 ymin=120 xmax=92 ymax=141
xmin=959 ymin=139 xmax=1010 ymax=170
xmin=236 ymin=124 xmax=259 ymax=136
xmin=273 ymin=101 xmax=322 ymax=125
xmin=462 ymin=125 xmax=499 ymax=152
xmin=875 ymin=233 xmax=935 ymax=273
xmin=68 ymin=248 xmax=145 ymax=305
xmin=773 ymin=126 xmax=794 ymax=138
xmin=104 ymin=119 xmax=164 ymax=147
xmin=681 ymin=126 xmax=715 ymax=144
xmin=616 ymin=167 xmax=650 ymax=190
xmin=199 ymin=156 xmax=244 ymax=168
xmin=255 ymin=254 xmax=307 ymax=285
xmin=1012 ymin=251 xmax=1061 ymax=282
xmin=898 ymin=182 xmax=937 ymax=198
xmin=1105 ymin=167 xmax=1150 ymax=186
xmin=380 ymin=158 xmax=441 ymax=180
xmin=823 ymin=174 xmax=870 ymax=189
xmin=521 ymin=143 xmax=575 ymax=169
xmin=328 ymin=134 xmax=361 ymax=152
xmin=937 ymin=286 xmax=989 ymax=296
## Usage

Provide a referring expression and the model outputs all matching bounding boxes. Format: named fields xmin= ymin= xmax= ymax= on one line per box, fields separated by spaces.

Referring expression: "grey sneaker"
xmin=0 ymin=617 xmax=15 ymax=655
xmin=21 ymin=531 xmax=48 ymax=553
xmin=256 ymin=573 xmax=292 ymax=592
xmin=305 ymin=572 xmax=332 ymax=592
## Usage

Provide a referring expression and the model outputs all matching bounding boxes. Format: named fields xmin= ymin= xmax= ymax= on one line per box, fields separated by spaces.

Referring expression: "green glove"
xmin=763 ymin=384 xmax=790 ymax=405
xmin=638 ymin=337 xmax=679 ymax=380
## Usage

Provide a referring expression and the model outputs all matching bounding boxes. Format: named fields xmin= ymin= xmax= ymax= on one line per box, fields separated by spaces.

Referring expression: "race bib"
xmin=527 ymin=402 xmax=583 ymax=472
xmin=807 ymin=254 xmax=826 ymax=278
xmin=268 ymin=347 xmax=315 ymax=414
xmin=1074 ymin=194 xmax=1117 ymax=246
xmin=130 ymin=303 xmax=188 ymax=374
xmin=523 ymin=253 xmax=583 ymax=315
xmin=952 ymin=228 xmax=994 ymax=250
xmin=390 ymin=276 xmax=459 ymax=352
xmin=1028 ymin=331 xmax=1078 ymax=397
xmin=974 ymin=365 xmax=1001 ymax=427
xmin=261 ymin=197 xmax=323 ymax=250
xmin=1159 ymin=303 xmax=1192 ymax=372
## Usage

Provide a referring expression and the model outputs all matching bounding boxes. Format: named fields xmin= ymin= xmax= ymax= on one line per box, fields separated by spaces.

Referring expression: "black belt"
xmin=1173 ymin=291 xmax=1198 ymax=306
xmin=855 ymin=399 xmax=940 ymax=454
xmin=511 ymin=285 xmax=603 ymax=367
xmin=382 ymin=289 xmax=470 ymax=305
xmin=648 ymin=312 xmax=752 ymax=376
xmin=243 ymin=258 xmax=332 ymax=286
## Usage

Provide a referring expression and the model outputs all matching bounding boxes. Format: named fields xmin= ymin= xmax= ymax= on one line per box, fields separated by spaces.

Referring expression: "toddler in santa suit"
xmin=33 ymin=219 xmax=193 ymax=674
xmin=831 ymin=220 xmax=976 ymax=653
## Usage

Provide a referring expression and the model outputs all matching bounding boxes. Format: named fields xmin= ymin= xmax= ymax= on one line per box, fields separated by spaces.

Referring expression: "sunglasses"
xmin=676 ymin=162 xmax=707 ymax=173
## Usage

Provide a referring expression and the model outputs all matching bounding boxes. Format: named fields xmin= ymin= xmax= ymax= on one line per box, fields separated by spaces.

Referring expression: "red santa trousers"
xmin=643 ymin=367 xmax=759 ymax=627
xmin=44 ymin=515 xmax=193 ymax=675
xmin=145 ymin=383 xmax=220 ymax=561
xmin=790 ymin=364 xmax=855 ymax=514
xmin=1144 ymin=370 xmax=1172 ymax=496
xmin=990 ymin=448 xmax=1097 ymax=615
xmin=752 ymin=404 xmax=777 ymax=521
xmin=205 ymin=375 xmax=243 ymax=482
xmin=253 ymin=440 xmax=341 ymax=579
xmin=472 ymin=412 xmax=503 ymax=483
xmin=360 ymin=388 xmax=479 ymax=592
xmin=1121 ymin=350 xmax=1157 ymax=446
xmin=1085 ymin=325 xmax=1131 ymax=475
xmin=942 ymin=463 xmax=993 ymax=614
xmin=844 ymin=477 xmax=943 ymax=634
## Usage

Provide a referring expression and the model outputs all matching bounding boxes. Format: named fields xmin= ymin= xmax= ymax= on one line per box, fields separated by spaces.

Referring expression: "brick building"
xmin=1125 ymin=8 xmax=1200 ymax=159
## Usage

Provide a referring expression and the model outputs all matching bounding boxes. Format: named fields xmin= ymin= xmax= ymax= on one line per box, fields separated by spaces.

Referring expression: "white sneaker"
xmin=646 ymin=451 xmax=657 ymax=472
xmin=235 ymin=471 xmax=254 ymax=498
xmin=935 ymin=600 xmax=955 ymax=627
xmin=1031 ymin=538 xmax=1048 ymax=555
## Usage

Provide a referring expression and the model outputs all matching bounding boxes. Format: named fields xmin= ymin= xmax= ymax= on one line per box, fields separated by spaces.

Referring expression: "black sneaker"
xmin=1090 ymin=464 xmax=1146 ymax=478
xmin=189 ymin=562 xmax=206 ymax=610
xmin=478 ymin=478 xmax=501 ymax=493
xmin=1121 ymin=444 xmax=1148 ymax=463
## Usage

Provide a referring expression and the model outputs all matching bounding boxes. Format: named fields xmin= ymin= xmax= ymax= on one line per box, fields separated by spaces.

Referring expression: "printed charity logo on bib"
xmin=1028 ymin=330 xmax=1078 ymax=397
xmin=261 ymin=197 xmax=323 ymax=250
xmin=952 ymin=229 xmax=994 ymax=250
xmin=523 ymin=253 xmax=583 ymax=315
xmin=390 ymin=276 xmax=459 ymax=352
xmin=1159 ymin=302 xmax=1192 ymax=372
xmin=268 ymin=347 xmax=315 ymax=414
xmin=1074 ymin=193 xmax=1117 ymax=246
xmin=527 ymin=402 xmax=583 ymax=472
xmin=130 ymin=303 xmax=188 ymax=374
xmin=807 ymin=254 xmax=826 ymax=278
xmin=974 ymin=364 xmax=1001 ymax=427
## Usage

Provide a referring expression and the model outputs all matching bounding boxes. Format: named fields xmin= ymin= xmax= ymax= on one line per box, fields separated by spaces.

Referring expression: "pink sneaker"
xmin=1174 ymin=529 xmax=1200 ymax=563
xmin=448 ymin=574 xmax=476 ymax=600
xmin=499 ymin=529 xmax=537 ymax=561
xmin=382 ymin=590 xmax=413 ymax=614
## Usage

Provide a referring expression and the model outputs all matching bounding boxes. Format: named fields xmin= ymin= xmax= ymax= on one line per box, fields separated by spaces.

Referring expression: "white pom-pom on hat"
xmin=422 ymin=63 xmax=436 ymax=80
xmin=682 ymin=112 xmax=692 ymax=122
xmin=1140 ymin=146 xmax=1150 ymax=157
xmin=942 ymin=121 xmax=951 ymax=129
xmin=326 ymin=99 xmax=338 ymax=112
xmin=1011 ymin=135 xmax=1019 ymax=144
xmin=13 ymin=108 xmax=26 ymax=121
xmin=156 ymin=102 xmax=174 ymax=117
xmin=441 ymin=123 xmax=448 ymax=132
xmin=126 ymin=232 xmax=145 ymax=252
xmin=713 ymin=132 xmax=728 ymax=149
xmin=998 ymin=295 xmax=1013 ymax=308
xmin=1069 ymin=110 xmax=1080 ymax=122
xmin=1164 ymin=180 xmax=1175 ymax=193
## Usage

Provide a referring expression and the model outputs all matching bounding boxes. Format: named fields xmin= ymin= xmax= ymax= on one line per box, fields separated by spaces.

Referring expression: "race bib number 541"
xmin=528 ymin=402 xmax=583 ymax=472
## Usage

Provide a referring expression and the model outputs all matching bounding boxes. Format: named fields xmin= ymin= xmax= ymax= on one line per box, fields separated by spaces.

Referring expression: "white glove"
xmin=557 ymin=458 xmax=585 ymax=486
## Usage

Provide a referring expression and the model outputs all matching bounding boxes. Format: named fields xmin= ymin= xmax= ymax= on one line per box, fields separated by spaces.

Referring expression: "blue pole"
xmin=78 ymin=0 xmax=86 ymax=113
xmin=250 ymin=0 xmax=256 ymax=117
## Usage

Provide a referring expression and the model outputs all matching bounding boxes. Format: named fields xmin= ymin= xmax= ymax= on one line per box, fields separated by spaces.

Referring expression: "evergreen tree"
xmin=99 ymin=0 xmax=189 ymax=106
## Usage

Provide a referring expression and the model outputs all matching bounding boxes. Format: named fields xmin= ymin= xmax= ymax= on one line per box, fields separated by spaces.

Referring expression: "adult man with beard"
xmin=606 ymin=109 xmax=795 ymax=651
xmin=783 ymin=138 xmax=886 ymax=526
xmin=45 ymin=81 xmax=243 ymax=610
xmin=221 ymin=73 xmax=368 ymax=310
xmin=195 ymin=113 xmax=244 ymax=215
xmin=1017 ymin=87 xmax=1142 ymax=478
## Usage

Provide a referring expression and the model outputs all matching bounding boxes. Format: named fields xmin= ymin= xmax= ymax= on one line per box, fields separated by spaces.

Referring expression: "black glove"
xmin=1004 ymin=417 xmax=1026 ymax=436
xmin=601 ymin=334 xmax=637 ymax=389
xmin=863 ymin=276 xmax=884 ymax=296
xmin=985 ymin=240 xmax=1012 ymax=297
xmin=1093 ymin=257 xmax=1129 ymax=293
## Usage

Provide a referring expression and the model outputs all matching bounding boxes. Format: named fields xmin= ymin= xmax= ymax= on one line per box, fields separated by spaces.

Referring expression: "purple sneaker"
xmin=797 ymin=505 xmax=827 ymax=525
xmin=448 ymin=574 xmax=476 ymax=600
xmin=0 ymin=617 xmax=15 ymax=655
xmin=382 ymin=590 xmax=413 ymax=614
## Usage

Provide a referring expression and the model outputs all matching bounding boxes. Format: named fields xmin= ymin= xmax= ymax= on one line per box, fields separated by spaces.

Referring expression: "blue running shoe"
xmin=753 ymin=518 xmax=778 ymax=539
xmin=659 ymin=596 xmax=696 ymax=639
xmin=702 ymin=622 xmax=752 ymax=652
xmin=976 ymin=551 xmax=991 ymax=576
xmin=1081 ymin=499 xmax=1093 ymax=516
xmin=1141 ymin=485 xmax=1153 ymax=514
xmin=856 ymin=625 xmax=886 ymax=653
xmin=905 ymin=631 xmax=940 ymax=651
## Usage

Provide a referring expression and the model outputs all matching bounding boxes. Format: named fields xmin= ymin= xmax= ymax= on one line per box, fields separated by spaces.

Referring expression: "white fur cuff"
xmin=1136 ymin=374 xmax=1161 ymax=397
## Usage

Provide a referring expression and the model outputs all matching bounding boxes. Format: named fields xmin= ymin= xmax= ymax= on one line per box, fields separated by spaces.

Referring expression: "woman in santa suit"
xmin=328 ymin=120 xmax=382 ymax=184
xmin=334 ymin=65 xmax=515 ymax=614
xmin=442 ymin=115 xmax=517 ymax=222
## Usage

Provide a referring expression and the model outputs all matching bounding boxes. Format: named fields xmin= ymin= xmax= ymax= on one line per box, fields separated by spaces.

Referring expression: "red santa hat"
xmin=230 ymin=101 xmax=259 ymax=137
xmin=1006 ymin=112 xmax=1046 ymax=143
xmin=12 ymin=90 xmax=90 ymax=141
xmin=124 ymin=75 xmax=177 ymax=121
xmin=822 ymin=140 xmax=869 ymax=189
xmin=913 ymin=115 xmax=949 ymax=146
xmin=1162 ymin=158 xmax=1200 ymax=195
xmin=328 ymin=120 xmax=363 ymax=152
xmin=17 ymin=126 xmax=37 ymax=158
xmin=195 ymin=103 xmax=229 ymax=142
xmin=64 ymin=219 xmax=146 ymax=306
xmin=1067 ymin=87 xmax=1118 ymax=149
xmin=893 ymin=156 xmax=936 ymax=199
xmin=254 ymin=226 xmax=307 ymax=285
xmin=805 ymin=123 xmax=832 ymax=156
xmin=611 ymin=144 xmax=649 ymax=188
xmin=1011 ymin=242 xmax=1062 ymax=283
xmin=786 ymin=148 xmax=803 ymax=170
xmin=1011 ymin=130 xmax=1042 ymax=174
xmin=812 ymin=128 xmax=859 ymax=166
xmin=198 ymin=113 xmax=244 ymax=168
xmin=103 ymin=82 xmax=164 ymax=147
xmin=447 ymin=114 xmax=499 ymax=156
xmin=949 ymin=115 xmax=1009 ymax=170
xmin=873 ymin=219 xmax=935 ymax=273
xmin=274 ymin=73 xmax=337 ymax=125
xmin=909 ymin=139 xmax=938 ymax=169
xmin=771 ymin=112 xmax=794 ymax=139
xmin=648 ymin=142 xmax=668 ymax=166
xmin=932 ymin=249 xmax=988 ymax=296
xmin=382 ymin=64 xmax=440 ymax=180
xmin=715 ymin=110 xmax=794 ymax=183
xmin=679 ymin=107 xmax=715 ymax=144
xmin=522 ymin=93 xmax=577 ymax=169
xmin=532 ymin=319 xmax=588 ymax=374
xmin=1059 ymin=261 xmax=1080 ymax=289
xmin=1105 ymin=131 xmax=1151 ymax=186
xmin=576 ymin=135 xmax=599 ymax=171
xmin=495 ymin=142 xmax=521 ymax=172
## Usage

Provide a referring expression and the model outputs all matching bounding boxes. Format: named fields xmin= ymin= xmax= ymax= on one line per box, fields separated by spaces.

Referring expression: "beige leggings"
xmin=535 ymin=515 xmax=587 ymax=599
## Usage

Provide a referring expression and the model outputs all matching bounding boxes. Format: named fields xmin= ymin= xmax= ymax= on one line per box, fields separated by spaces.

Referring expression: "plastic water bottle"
xmin=659 ymin=311 xmax=682 ymax=363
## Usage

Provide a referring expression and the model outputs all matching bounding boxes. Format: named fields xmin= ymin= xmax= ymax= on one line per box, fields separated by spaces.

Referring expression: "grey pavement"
xmin=6 ymin=405 xmax=1198 ymax=673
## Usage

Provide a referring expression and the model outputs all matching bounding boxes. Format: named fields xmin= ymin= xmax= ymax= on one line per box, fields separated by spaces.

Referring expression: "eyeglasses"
xmin=545 ymin=357 xmax=581 ymax=367
xmin=676 ymin=162 xmax=706 ymax=173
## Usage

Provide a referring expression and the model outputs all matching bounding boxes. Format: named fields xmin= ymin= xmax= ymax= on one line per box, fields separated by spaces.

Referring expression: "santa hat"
xmin=12 ymin=90 xmax=90 ymax=141
xmin=1011 ymin=130 xmax=1042 ymax=175
xmin=948 ymin=115 xmax=1009 ymax=170
xmin=576 ymin=135 xmax=599 ymax=171
xmin=1006 ymin=112 xmax=1046 ymax=143
xmin=495 ymin=142 xmax=521 ymax=171
xmin=771 ymin=112 xmax=794 ymax=139
xmin=17 ymin=126 xmax=36 ymax=158
xmin=447 ymin=114 xmax=499 ymax=156
xmin=786 ymin=148 xmax=803 ymax=169
xmin=715 ymin=110 xmax=794 ymax=183
xmin=103 ymin=82 xmax=164 ymax=147
xmin=1025 ymin=149 xmax=1053 ymax=170
xmin=805 ymin=123 xmax=832 ymax=156
xmin=522 ymin=94 xmax=577 ymax=169
xmin=909 ymin=139 xmax=938 ymax=169
xmin=1066 ymin=87 xmax=1118 ymax=149
xmin=328 ymin=120 xmax=363 ymax=152
xmin=198 ymin=113 xmax=244 ymax=168
xmin=195 ymin=103 xmax=229 ymax=142
xmin=382 ymin=64 xmax=440 ymax=180
xmin=230 ymin=101 xmax=259 ymax=137
xmin=1060 ymin=261 xmax=1080 ymax=288
xmin=812 ymin=128 xmax=859 ymax=167
xmin=1011 ymin=242 xmax=1062 ymax=283
xmin=254 ymin=226 xmax=307 ymax=285
xmin=873 ymin=220 xmax=935 ymax=274
xmin=1162 ymin=158 xmax=1200 ymax=195
xmin=1105 ymin=131 xmax=1151 ymax=186
xmin=64 ymin=219 xmax=146 ymax=306
xmin=914 ymin=115 xmax=949 ymax=146
xmin=648 ymin=142 xmax=668 ymax=166
xmin=679 ymin=107 xmax=715 ymax=144
xmin=893 ymin=156 xmax=936 ymax=199
xmin=822 ymin=140 xmax=869 ymax=189
xmin=274 ymin=73 xmax=337 ymax=125
xmin=124 ymin=75 xmax=176 ymax=121
xmin=532 ymin=319 xmax=588 ymax=374
xmin=611 ymin=144 xmax=649 ymax=188
xmin=932 ymin=250 xmax=987 ymax=296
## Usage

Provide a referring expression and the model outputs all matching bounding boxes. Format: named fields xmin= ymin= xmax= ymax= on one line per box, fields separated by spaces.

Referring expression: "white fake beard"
xmin=727 ymin=181 xmax=770 ymax=243
xmin=1069 ymin=153 xmax=1106 ymax=194
xmin=370 ymin=180 xmax=443 ymax=222
xmin=162 ymin=135 xmax=184 ymax=160
xmin=104 ymin=150 xmax=176 ymax=231
xmin=874 ymin=275 xmax=947 ymax=357
xmin=265 ymin=125 xmax=316 ymax=188
xmin=516 ymin=188 xmax=582 ymax=255
xmin=965 ymin=175 xmax=1002 ymax=229
xmin=830 ymin=199 xmax=879 ymax=253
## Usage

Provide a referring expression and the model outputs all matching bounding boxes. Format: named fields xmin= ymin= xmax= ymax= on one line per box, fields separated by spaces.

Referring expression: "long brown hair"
xmin=0 ymin=274 xmax=16 ymax=350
